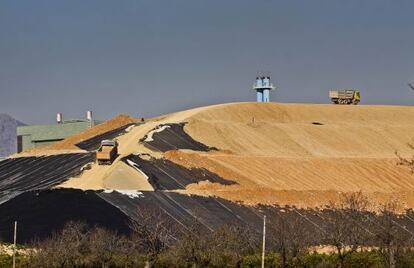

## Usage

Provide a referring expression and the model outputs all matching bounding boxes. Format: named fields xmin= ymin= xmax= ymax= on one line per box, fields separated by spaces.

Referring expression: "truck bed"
xmin=96 ymin=146 xmax=117 ymax=164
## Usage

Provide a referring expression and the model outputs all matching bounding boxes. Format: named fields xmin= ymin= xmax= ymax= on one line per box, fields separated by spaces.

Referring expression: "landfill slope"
xmin=168 ymin=102 xmax=414 ymax=208
xmin=2 ymin=102 xmax=414 ymax=242
xmin=184 ymin=103 xmax=414 ymax=158
xmin=53 ymin=102 xmax=414 ymax=208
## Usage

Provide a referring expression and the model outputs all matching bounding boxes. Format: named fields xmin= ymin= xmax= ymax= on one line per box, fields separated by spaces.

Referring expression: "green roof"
xmin=17 ymin=120 xmax=101 ymax=141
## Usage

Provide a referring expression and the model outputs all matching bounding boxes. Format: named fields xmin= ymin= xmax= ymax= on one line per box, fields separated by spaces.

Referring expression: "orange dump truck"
xmin=96 ymin=140 xmax=118 ymax=165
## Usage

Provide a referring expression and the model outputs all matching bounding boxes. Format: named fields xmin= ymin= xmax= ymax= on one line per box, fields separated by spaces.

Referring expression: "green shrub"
xmin=302 ymin=253 xmax=336 ymax=268
xmin=241 ymin=252 xmax=280 ymax=268
xmin=0 ymin=253 xmax=28 ymax=268
xmin=343 ymin=251 xmax=385 ymax=268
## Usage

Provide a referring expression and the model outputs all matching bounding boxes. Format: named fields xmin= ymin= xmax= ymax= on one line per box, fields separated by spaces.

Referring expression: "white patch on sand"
xmin=144 ymin=125 xmax=170 ymax=142
xmin=126 ymin=159 xmax=149 ymax=180
xmin=104 ymin=189 xmax=144 ymax=199
xmin=125 ymin=125 xmax=135 ymax=132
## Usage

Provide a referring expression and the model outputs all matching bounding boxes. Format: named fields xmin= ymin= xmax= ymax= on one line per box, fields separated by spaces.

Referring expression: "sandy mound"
xmin=166 ymin=150 xmax=414 ymax=208
xmin=184 ymin=103 xmax=414 ymax=158
xmin=56 ymin=102 xmax=414 ymax=208
xmin=163 ymin=102 xmax=414 ymax=207
xmin=60 ymin=161 xmax=153 ymax=191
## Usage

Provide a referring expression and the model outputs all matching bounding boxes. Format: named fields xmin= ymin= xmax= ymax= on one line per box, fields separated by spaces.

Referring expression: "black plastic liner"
xmin=0 ymin=189 xmax=130 ymax=243
xmin=140 ymin=123 xmax=217 ymax=152
xmin=99 ymin=191 xmax=414 ymax=246
xmin=99 ymin=190 xmax=261 ymax=233
xmin=122 ymin=154 xmax=235 ymax=190
xmin=76 ymin=123 xmax=137 ymax=151
xmin=0 ymin=153 xmax=95 ymax=204
xmin=1 ymin=188 xmax=414 ymax=245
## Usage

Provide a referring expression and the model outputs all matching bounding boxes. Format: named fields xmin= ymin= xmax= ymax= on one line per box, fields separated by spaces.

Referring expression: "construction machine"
xmin=329 ymin=90 xmax=361 ymax=105
xmin=96 ymin=140 xmax=118 ymax=165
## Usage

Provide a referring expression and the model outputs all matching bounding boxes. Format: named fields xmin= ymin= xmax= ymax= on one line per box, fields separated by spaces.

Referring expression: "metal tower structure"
xmin=253 ymin=75 xmax=275 ymax=102
xmin=408 ymin=82 xmax=414 ymax=91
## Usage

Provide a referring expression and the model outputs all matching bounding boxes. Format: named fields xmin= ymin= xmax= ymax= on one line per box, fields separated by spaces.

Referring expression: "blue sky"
xmin=1 ymin=0 xmax=414 ymax=124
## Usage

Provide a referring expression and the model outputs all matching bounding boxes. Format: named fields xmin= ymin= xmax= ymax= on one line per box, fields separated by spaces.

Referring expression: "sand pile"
xmin=54 ymin=102 xmax=414 ymax=208
xmin=60 ymin=161 xmax=153 ymax=191
xmin=166 ymin=150 xmax=414 ymax=207
xmin=162 ymin=102 xmax=414 ymax=207
xmin=183 ymin=103 xmax=414 ymax=158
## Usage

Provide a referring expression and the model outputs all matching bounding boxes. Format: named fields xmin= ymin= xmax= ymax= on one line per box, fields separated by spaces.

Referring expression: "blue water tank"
xmin=257 ymin=90 xmax=263 ymax=102
xmin=263 ymin=89 xmax=270 ymax=102
xmin=262 ymin=76 xmax=270 ymax=87
xmin=255 ymin=77 xmax=263 ymax=88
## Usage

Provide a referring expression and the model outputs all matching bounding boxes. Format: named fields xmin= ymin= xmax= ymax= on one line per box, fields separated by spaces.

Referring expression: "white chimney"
xmin=86 ymin=111 xmax=94 ymax=127
xmin=56 ymin=113 xmax=63 ymax=124
xmin=86 ymin=111 xmax=92 ymax=121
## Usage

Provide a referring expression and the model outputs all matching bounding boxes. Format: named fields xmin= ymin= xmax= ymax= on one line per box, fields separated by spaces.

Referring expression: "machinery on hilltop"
xmin=96 ymin=139 xmax=118 ymax=165
xmin=253 ymin=75 xmax=276 ymax=102
xmin=329 ymin=90 xmax=361 ymax=105
xmin=408 ymin=82 xmax=414 ymax=91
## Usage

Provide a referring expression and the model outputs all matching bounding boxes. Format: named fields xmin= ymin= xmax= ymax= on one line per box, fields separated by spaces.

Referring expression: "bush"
xmin=343 ymin=251 xmax=385 ymax=268
xmin=302 ymin=253 xmax=336 ymax=268
xmin=241 ymin=252 xmax=280 ymax=268
xmin=0 ymin=253 xmax=27 ymax=268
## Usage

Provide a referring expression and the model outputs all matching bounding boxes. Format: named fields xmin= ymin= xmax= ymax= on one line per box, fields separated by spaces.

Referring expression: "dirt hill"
xmin=2 ymin=102 xmax=414 ymax=243
xmin=58 ymin=102 xmax=414 ymax=209
xmin=167 ymin=102 xmax=414 ymax=208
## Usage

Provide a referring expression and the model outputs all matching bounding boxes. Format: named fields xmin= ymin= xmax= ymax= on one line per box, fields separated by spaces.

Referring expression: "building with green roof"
xmin=17 ymin=119 xmax=101 ymax=152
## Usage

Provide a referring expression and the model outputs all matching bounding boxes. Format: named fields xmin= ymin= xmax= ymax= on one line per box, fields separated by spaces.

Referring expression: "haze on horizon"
xmin=1 ymin=0 xmax=414 ymax=124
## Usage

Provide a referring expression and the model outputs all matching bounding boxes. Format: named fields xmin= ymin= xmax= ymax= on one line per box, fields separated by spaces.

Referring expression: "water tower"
xmin=253 ymin=75 xmax=275 ymax=102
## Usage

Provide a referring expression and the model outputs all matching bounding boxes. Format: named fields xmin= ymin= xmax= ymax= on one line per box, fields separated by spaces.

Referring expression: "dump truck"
xmin=96 ymin=140 xmax=118 ymax=165
xmin=329 ymin=90 xmax=361 ymax=105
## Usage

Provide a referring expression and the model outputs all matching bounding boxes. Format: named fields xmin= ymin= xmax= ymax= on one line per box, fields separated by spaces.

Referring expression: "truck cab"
xmin=353 ymin=91 xmax=361 ymax=103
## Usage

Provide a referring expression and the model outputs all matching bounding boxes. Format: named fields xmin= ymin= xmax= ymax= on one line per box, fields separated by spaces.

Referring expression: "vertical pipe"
xmin=261 ymin=215 xmax=266 ymax=268
xmin=56 ymin=113 xmax=63 ymax=124
xmin=256 ymin=76 xmax=263 ymax=88
xmin=256 ymin=76 xmax=263 ymax=102
xmin=86 ymin=111 xmax=94 ymax=128
xmin=263 ymin=89 xmax=270 ymax=102
xmin=262 ymin=77 xmax=270 ymax=87
xmin=257 ymin=90 xmax=263 ymax=102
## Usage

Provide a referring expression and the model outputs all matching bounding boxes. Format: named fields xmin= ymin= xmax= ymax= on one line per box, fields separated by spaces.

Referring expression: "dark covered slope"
xmin=0 ymin=153 xmax=94 ymax=204
xmin=140 ymin=123 xmax=217 ymax=152
xmin=76 ymin=123 xmax=137 ymax=151
xmin=0 ymin=189 xmax=131 ymax=243
xmin=122 ymin=154 xmax=235 ymax=190
xmin=3 ymin=188 xmax=414 ymax=245
xmin=98 ymin=190 xmax=262 ymax=231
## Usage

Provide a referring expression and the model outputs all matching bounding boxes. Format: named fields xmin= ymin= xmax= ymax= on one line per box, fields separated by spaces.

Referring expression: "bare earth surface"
xmin=18 ymin=102 xmax=414 ymax=208
xmin=172 ymin=103 xmax=414 ymax=208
